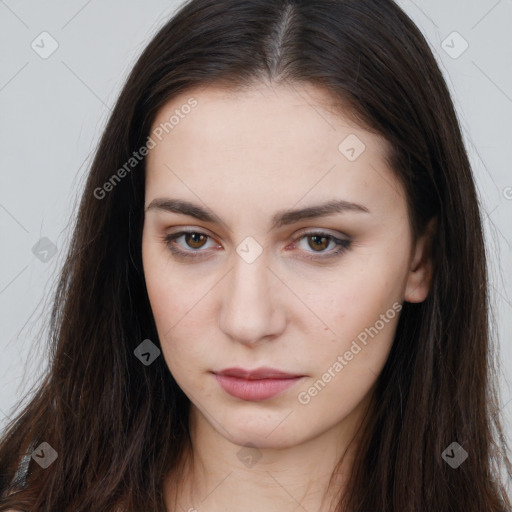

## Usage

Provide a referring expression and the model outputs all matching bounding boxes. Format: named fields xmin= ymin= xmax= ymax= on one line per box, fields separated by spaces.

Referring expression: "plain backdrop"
xmin=1 ymin=0 xmax=511 ymax=475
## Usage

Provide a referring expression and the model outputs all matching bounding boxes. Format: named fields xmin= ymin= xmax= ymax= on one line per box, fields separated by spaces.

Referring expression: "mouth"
xmin=212 ymin=367 xmax=305 ymax=401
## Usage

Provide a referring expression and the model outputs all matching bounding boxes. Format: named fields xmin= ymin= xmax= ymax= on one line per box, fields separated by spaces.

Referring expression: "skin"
xmin=141 ymin=81 xmax=434 ymax=512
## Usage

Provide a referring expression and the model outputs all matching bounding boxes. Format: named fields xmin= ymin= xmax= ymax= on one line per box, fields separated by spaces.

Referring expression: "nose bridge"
xmin=219 ymin=247 xmax=284 ymax=344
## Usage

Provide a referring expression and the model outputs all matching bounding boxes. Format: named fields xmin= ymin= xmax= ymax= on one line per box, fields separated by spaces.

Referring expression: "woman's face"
xmin=142 ymin=82 xmax=432 ymax=449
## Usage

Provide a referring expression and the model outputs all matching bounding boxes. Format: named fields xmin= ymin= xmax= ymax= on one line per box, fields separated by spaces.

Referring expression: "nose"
xmin=218 ymin=252 xmax=286 ymax=345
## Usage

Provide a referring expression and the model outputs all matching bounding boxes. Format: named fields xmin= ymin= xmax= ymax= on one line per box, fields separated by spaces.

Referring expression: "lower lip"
xmin=214 ymin=374 xmax=303 ymax=401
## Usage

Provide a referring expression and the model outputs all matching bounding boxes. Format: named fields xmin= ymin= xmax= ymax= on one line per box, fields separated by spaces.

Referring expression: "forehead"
xmin=145 ymin=82 xmax=404 ymax=221
xmin=148 ymin=81 xmax=388 ymax=155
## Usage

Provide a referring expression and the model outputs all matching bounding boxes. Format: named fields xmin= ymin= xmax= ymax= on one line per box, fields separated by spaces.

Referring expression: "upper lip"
xmin=214 ymin=367 xmax=303 ymax=380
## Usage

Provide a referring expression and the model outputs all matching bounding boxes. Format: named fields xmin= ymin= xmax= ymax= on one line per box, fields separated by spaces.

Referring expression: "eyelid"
xmin=288 ymin=230 xmax=351 ymax=260
xmin=292 ymin=226 xmax=350 ymax=240
xmin=162 ymin=227 xmax=351 ymax=260
xmin=165 ymin=226 xmax=349 ymax=243
xmin=162 ymin=229 xmax=220 ymax=261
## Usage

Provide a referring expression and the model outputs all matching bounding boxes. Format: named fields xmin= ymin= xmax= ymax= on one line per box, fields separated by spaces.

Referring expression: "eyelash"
xmin=162 ymin=230 xmax=351 ymax=262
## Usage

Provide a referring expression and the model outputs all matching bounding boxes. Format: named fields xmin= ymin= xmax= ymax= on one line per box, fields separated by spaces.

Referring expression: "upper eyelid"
xmin=166 ymin=226 xmax=349 ymax=242
xmin=167 ymin=228 xmax=349 ymax=250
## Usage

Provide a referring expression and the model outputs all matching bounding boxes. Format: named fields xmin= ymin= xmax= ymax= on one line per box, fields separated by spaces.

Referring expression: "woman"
xmin=1 ymin=0 xmax=510 ymax=510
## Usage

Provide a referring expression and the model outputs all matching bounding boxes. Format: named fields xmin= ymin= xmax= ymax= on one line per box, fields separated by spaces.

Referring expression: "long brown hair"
xmin=1 ymin=0 xmax=510 ymax=510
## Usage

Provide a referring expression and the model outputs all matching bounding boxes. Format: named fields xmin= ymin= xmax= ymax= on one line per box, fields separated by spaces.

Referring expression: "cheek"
xmin=142 ymin=237 xmax=193 ymax=370
xmin=142 ymin=267 xmax=218 ymax=387
xmin=311 ymin=293 xmax=399 ymax=375
xmin=304 ymin=256 xmax=404 ymax=338
xmin=297 ymin=289 xmax=400 ymax=416
xmin=142 ymin=233 xmax=196 ymax=331
xmin=296 ymin=251 xmax=405 ymax=380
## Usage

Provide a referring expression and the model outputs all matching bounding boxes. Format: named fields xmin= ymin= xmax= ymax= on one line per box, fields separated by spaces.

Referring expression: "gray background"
xmin=1 ymin=0 xmax=511 ymax=476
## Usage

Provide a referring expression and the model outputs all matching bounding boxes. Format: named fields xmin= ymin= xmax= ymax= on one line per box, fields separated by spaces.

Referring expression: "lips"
xmin=214 ymin=367 xmax=303 ymax=380
xmin=212 ymin=367 xmax=305 ymax=401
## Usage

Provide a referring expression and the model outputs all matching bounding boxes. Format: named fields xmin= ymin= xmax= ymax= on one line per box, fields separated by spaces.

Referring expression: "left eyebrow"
xmin=145 ymin=198 xmax=370 ymax=231
xmin=271 ymin=199 xmax=370 ymax=229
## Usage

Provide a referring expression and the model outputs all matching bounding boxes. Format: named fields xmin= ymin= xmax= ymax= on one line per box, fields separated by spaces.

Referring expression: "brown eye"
xmin=293 ymin=231 xmax=352 ymax=261
xmin=163 ymin=231 xmax=219 ymax=261
xmin=307 ymin=235 xmax=330 ymax=252
xmin=184 ymin=232 xmax=208 ymax=249
xmin=163 ymin=230 xmax=351 ymax=262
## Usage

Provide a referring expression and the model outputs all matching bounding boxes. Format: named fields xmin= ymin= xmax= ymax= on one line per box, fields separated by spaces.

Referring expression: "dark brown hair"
xmin=1 ymin=0 xmax=510 ymax=510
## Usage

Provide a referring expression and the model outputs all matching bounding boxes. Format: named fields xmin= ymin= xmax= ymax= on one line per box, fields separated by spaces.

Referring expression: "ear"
xmin=404 ymin=217 xmax=437 ymax=303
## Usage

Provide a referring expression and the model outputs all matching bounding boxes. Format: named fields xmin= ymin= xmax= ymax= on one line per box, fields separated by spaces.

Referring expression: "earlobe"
xmin=404 ymin=217 xmax=437 ymax=303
